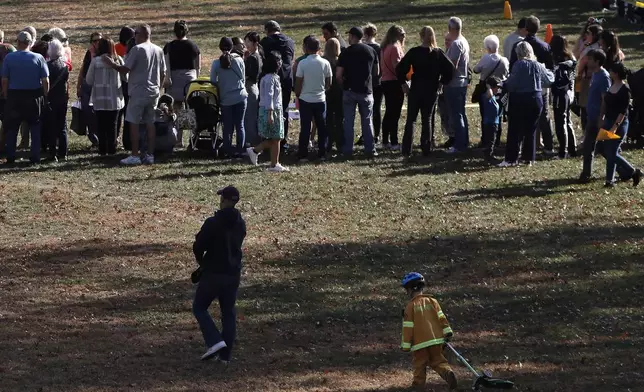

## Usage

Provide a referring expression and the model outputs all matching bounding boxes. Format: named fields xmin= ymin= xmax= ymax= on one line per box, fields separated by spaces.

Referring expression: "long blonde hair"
xmin=381 ymin=25 xmax=405 ymax=50
xmin=323 ymin=38 xmax=341 ymax=66
xmin=420 ymin=26 xmax=437 ymax=48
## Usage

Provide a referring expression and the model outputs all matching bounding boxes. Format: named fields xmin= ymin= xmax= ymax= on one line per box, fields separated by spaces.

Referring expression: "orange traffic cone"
xmin=504 ymin=1 xmax=513 ymax=19
xmin=545 ymin=24 xmax=553 ymax=43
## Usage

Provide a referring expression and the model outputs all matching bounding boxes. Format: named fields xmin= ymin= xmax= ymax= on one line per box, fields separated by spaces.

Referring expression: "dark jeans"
xmin=553 ymin=92 xmax=577 ymax=157
xmin=581 ymin=118 xmax=599 ymax=178
xmin=372 ymin=85 xmax=383 ymax=142
xmin=80 ymin=81 xmax=99 ymax=146
xmin=192 ymin=272 xmax=240 ymax=361
xmin=482 ymin=123 xmax=499 ymax=158
xmin=403 ymin=90 xmax=437 ymax=156
xmin=45 ymin=100 xmax=68 ymax=158
xmin=444 ymin=86 xmax=469 ymax=151
xmin=505 ymin=92 xmax=543 ymax=163
xmin=326 ymin=89 xmax=344 ymax=153
xmin=221 ymin=99 xmax=247 ymax=156
xmin=538 ymin=89 xmax=554 ymax=151
xmin=381 ymin=80 xmax=403 ymax=146
xmin=479 ymin=100 xmax=502 ymax=149
xmin=96 ymin=110 xmax=119 ymax=155
xmin=3 ymin=89 xmax=44 ymax=162
xmin=599 ymin=118 xmax=634 ymax=183
xmin=281 ymin=77 xmax=293 ymax=142
xmin=298 ymin=99 xmax=327 ymax=159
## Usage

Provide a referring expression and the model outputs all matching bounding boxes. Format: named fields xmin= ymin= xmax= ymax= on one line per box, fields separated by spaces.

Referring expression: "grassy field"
xmin=1 ymin=0 xmax=644 ymax=391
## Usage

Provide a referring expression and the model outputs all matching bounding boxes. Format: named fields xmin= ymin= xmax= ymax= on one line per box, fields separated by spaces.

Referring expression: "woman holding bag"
xmin=472 ymin=35 xmax=509 ymax=149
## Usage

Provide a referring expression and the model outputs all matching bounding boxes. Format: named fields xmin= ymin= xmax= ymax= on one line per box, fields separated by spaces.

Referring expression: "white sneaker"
xmin=497 ymin=160 xmax=515 ymax=168
xmin=120 ymin=155 xmax=142 ymax=165
xmin=267 ymin=163 xmax=290 ymax=172
xmin=308 ymin=140 xmax=314 ymax=149
xmin=246 ymin=147 xmax=259 ymax=166
xmin=142 ymin=154 xmax=154 ymax=165
xmin=201 ymin=341 xmax=227 ymax=361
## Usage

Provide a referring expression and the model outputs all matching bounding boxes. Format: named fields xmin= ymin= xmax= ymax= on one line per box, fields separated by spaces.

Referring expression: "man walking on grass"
xmin=1 ymin=31 xmax=48 ymax=165
xmin=336 ymin=26 xmax=379 ymax=158
xmin=192 ymin=186 xmax=247 ymax=362
xmin=103 ymin=24 xmax=166 ymax=165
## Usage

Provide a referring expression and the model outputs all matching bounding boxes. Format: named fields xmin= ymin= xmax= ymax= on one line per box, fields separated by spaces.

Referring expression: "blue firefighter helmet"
xmin=401 ymin=272 xmax=425 ymax=289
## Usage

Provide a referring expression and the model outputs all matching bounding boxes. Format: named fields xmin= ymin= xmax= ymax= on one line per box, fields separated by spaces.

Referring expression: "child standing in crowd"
xmin=401 ymin=272 xmax=458 ymax=392
xmin=481 ymin=76 xmax=501 ymax=161
xmin=246 ymin=51 xmax=289 ymax=172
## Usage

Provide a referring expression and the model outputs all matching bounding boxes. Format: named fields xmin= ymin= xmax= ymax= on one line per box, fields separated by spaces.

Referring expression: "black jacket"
xmin=193 ymin=207 xmax=247 ymax=275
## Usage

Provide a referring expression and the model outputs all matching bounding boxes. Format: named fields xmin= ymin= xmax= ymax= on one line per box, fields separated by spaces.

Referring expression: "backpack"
xmin=553 ymin=59 xmax=577 ymax=93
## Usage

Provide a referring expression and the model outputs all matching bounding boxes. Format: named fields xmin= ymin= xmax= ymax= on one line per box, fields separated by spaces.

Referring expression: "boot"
xmin=442 ymin=370 xmax=458 ymax=391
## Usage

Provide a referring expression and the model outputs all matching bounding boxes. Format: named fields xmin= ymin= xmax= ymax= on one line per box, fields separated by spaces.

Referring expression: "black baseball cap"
xmin=217 ymin=186 xmax=240 ymax=203
xmin=346 ymin=26 xmax=364 ymax=39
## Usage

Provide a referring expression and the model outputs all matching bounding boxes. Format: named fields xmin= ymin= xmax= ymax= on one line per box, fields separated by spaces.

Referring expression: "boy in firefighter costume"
xmin=401 ymin=272 xmax=458 ymax=391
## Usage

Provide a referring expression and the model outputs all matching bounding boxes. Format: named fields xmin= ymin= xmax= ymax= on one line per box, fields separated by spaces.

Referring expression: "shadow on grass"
xmin=1 ymin=222 xmax=643 ymax=390
xmin=450 ymin=177 xmax=582 ymax=199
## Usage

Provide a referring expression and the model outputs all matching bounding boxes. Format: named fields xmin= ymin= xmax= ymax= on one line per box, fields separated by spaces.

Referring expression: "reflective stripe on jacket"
xmin=401 ymin=294 xmax=453 ymax=352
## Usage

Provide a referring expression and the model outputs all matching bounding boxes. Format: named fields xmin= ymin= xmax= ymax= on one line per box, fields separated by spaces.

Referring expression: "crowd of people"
xmin=0 ymin=15 xmax=641 ymax=185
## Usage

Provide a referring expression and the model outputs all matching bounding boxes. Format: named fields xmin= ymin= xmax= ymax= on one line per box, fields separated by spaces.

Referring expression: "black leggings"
xmin=381 ymin=80 xmax=404 ymax=145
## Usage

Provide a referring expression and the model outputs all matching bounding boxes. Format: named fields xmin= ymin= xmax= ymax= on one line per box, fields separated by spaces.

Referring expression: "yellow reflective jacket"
xmin=401 ymin=294 xmax=453 ymax=352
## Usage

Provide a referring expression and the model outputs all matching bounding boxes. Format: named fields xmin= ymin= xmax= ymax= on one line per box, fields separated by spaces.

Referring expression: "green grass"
xmin=1 ymin=0 xmax=644 ymax=391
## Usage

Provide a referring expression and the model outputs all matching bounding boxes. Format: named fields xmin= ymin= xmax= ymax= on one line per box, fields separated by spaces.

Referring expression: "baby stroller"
xmin=184 ymin=77 xmax=222 ymax=153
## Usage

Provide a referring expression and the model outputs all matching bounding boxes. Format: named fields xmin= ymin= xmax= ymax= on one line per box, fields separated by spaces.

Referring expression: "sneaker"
xmin=267 ymin=163 xmax=290 ymax=172
xmin=120 ymin=155 xmax=142 ymax=165
xmin=308 ymin=140 xmax=314 ymax=149
xmin=497 ymin=160 xmax=516 ymax=168
xmin=143 ymin=154 xmax=155 ymax=165
xmin=201 ymin=341 xmax=227 ymax=361
xmin=446 ymin=147 xmax=459 ymax=154
xmin=246 ymin=147 xmax=259 ymax=166
xmin=543 ymin=149 xmax=557 ymax=156
xmin=390 ymin=144 xmax=401 ymax=151
xmin=633 ymin=169 xmax=642 ymax=187
xmin=367 ymin=151 xmax=379 ymax=158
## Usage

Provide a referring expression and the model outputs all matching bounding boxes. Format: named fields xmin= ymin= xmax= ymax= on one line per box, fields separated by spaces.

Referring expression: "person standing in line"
xmin=444 ymin=17 xmax=470 ymax=153
xmin=597 ymin=62 xmax=641 ymax=187
xmin=502 ymin=17 xmax=527 ymax=59
xmin=115 ymin=26 xmax=134 ymax=145
xmin=211 ymin=37 xmax=248 ymax=159
xmin=336 ymin=26 xmax=379 ymax=158
xmin=362 ymin=23 xmax=382 ymax=146
xmin=499 ymin=42 xmax=554 ymax=167
xmin=44 ymin=39 xmax=69 ymax=161
xmin=396 ymin=26 xmax=454 ymax=158
xmin=472 ymin=35 xmax=509 ymax=151
xmin=1 ymin=31 xmax=49 ymax=165
xmin=321 ymin=22 xmax=348 ymax=51
xmin=479 ymin=77 xmax=502 ymax=161
xmin=294 ymin=36 xmax=332 ymax=161
xmin=599 ymin=30 xmax=625 ymax=72
xmin=192 ymin=186 xmax=247 ymax=362
xmin=323 ymin=38 xmax=343 ymax=154
xmin=550 ymin=35 xmax=577 ymax=159
xmin=86 ymin=38 xmax=125 ymax=156
xmin=575 ymin=24 xmax=603 ymax=134
xmin=509 ymin=15 xmax=556 ymax=156
xmin=103 ymin=24 xmax=166 ymax=165
xmin=0 ymin=29 xmax=17 ymax=153
xmin=246 ymin=51 xmax=289 ymax=172
xmin=260 ymin=21 xmax=295 ymax=150
xmin=243 ymin=32 xmax=263 ymax=147
xmin=380 ymin=25 xmax=406 ymax=151
xmin=164 ymin=20 xmax=200 ymax=147
xmin=437 ymin=32 xmax=454 ymax=148
xmin=578 ymin=49 xmax=611 ymax=183
xmin=47 ymin=28 xmax=72 ymax=70
xmin=77 ymin=32 xmax=103 ymax=148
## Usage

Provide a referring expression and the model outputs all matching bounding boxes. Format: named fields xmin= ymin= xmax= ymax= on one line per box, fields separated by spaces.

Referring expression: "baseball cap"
xmin=217 ymin=186 xmax=240 ymax=203
xmin=346 ymin=26 xmax=364 ymax=39
xmin=264 ymin=20 xmax=281 ymax=32
xmin=17 ymin=31 xmax=33 ymax=44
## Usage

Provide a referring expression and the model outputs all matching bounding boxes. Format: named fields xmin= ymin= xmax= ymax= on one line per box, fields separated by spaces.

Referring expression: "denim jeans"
xmin=581 ymin=117 xmax=600 ymax=178
xmin=342 ymin=90 xmax=375 ymax=155
xmin=444 ymin=86 xmax=469 ymax=151
xmin=3 ymin=91 xmax=44 ymax=162
xmin=193 ymin=273 xmax=240 ymax=361
xmin=538 ymin=89 xmax=554 ymax=151
xmin=505 ymin=92 xmax=543 ymax=163
xmin=298 ymin=99 xmax=327 ymax=159
xmin=221 ymin=99 xmax=247 ymax=156
xmin=44 ymin=100 xmax=69 ymax=158
xmin=403 ymin=90 xmax=437 ymax=156
xmin=600 ymin=118 xmax=634 ymax=183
